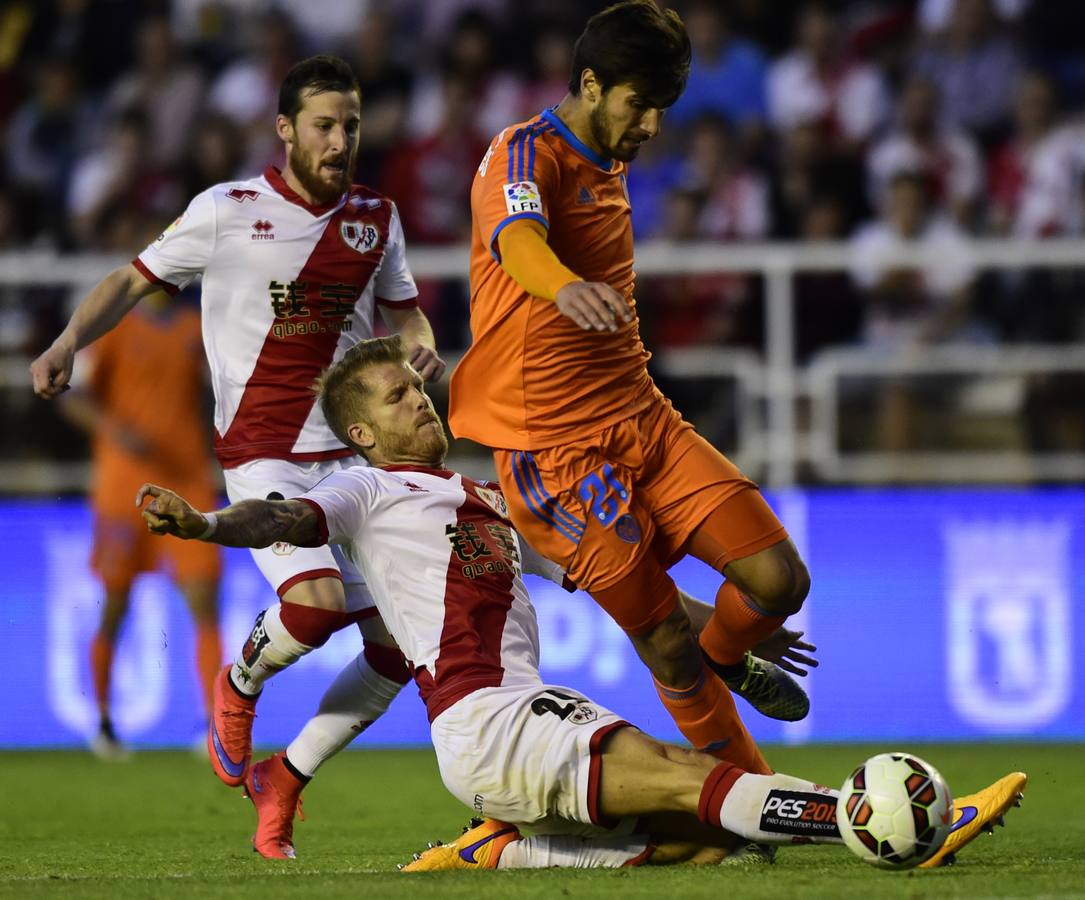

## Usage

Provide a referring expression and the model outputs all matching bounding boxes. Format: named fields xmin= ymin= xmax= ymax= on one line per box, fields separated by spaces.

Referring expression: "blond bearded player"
xmin=31 ymin=56 xmax=444 ymax=791
xmin=134 ymin=335 xmax=1025 ymax=869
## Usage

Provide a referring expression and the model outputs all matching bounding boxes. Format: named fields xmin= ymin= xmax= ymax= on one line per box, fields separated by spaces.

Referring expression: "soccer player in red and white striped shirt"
xmin=31 ymin=55 xmax=444 ymax=789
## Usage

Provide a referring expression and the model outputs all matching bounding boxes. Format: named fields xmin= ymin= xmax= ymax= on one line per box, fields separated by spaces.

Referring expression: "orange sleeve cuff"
xmin=497 ymin=220 xmax=581 ymax=301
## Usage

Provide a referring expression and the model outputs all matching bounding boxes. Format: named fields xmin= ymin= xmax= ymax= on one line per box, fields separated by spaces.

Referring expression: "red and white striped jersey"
xmin=134 ymin=166 xmax=418 ymax=468
xmin=300 ymin=464 xmax=564 ymax=722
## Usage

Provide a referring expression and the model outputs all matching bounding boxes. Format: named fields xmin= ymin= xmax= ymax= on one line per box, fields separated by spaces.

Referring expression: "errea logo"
xmin=251 ymin=220 xmax=275 ymax=240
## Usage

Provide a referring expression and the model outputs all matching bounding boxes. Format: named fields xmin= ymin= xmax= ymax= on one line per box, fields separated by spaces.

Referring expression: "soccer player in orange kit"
xmin=449 ymin=0 xmax=810 ymax=775
xmin=62 ymin=291 xmax=222 ymax=756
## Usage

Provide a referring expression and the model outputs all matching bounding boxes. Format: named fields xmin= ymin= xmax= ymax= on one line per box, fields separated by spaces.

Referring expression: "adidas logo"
xmin=251 ymin=219 xmax=275 ymax=241
xmin=576 ymin=186 xmax=595 ymax=204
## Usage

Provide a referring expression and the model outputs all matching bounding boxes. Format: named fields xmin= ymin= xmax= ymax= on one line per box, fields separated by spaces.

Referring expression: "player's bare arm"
xmin=680 ymin=589 xmax=818 ymax=677
xmin=379 ymin=305 xmax=446 ymax=381
xmin=60 ymin=390 xmax=151 ymax=458
xmin=30 ymin=264 xmax=162 ymax=398
xmin=136 ymin=483 xmax=323 ymax=549
xmin=497 ymin=219 xmax=632 ymax=332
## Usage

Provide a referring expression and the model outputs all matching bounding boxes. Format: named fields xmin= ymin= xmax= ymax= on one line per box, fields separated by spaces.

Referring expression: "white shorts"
xmin=223 ymin=456 xmax=375 ymax=614
xmin=431 ymin=682 xmax=632 ymax=835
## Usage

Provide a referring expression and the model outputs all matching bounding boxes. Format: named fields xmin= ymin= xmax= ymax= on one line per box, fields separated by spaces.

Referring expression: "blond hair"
xmin=314 ymin=334 xmax=405 ymax=455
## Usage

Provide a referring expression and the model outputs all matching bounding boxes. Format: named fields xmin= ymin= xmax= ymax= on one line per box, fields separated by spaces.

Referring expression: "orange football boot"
xmin=207 ymin=666 xmax=257 ymax=786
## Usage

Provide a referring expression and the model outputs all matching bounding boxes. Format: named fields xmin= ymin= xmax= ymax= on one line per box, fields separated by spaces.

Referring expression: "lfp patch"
xmin=614 ymin=514 xmax=642 ymax=544
xmin=153 ymin=212 xmax=186 ymax=246
xmin=503 ymin=181 xmax=542 ymax=215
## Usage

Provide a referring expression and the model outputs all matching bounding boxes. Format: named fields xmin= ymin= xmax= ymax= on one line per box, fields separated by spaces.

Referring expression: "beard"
xmin=589 ymin=104 xmax=643 ymax=162
xmin=372 ymin=420 xmax=449 ymax=466
xmin=288 ymin=141 xmax=355 ymax=204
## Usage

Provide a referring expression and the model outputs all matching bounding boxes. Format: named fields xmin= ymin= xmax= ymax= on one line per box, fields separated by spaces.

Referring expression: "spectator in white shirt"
xmin=768 ymin=3 xmax=889 ymax=153
xmin=867 ymin=75 xmax=983 ymax=228
xmin=850 ymin=171 xmax=978 ymax=352
xmin=849 ymin=172 xmax=988 ymax=453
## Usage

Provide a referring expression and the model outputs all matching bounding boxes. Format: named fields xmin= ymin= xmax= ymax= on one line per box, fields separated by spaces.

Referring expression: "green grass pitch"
xmin=2 ymin=743 xmax=1082 ymax=899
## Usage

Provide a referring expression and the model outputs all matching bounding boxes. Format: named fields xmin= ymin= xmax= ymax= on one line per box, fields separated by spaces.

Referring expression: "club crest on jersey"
xmin=614 ymin=514 xmax=642 ymax=544
xmin=341 ymin=221 xmax=381 ymax=254
xmin=568 ymin=703 xmax=599 ymax=725
xmin=503 ymin=181 xmax=542 ymax=215
xmin=474 ymin=486 xmax=509 ymax=519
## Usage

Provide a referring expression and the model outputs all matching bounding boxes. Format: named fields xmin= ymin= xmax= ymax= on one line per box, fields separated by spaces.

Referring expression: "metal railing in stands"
xmin=1 ymin=237 xmax=1083 ymax=490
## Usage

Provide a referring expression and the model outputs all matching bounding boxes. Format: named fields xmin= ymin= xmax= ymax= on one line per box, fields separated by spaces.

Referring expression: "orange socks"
xmin=195 ymin=622 xmax=223 ymax=713
xmin=90 ymin=634 xmax=114 ymax=715
xmin=654 ymin=665 xmax=771 ymax=774
xmin=699 ymin=581 xmax=785 ymax=667
xmin=93 ymin=623 xmax=223 ymax=717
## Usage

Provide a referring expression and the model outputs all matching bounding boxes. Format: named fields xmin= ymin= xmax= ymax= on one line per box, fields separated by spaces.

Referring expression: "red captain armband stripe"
xmin=131 ymin=258 xmax=181 ymax=296
xmin=375 ymin=296 xmax=419 ymax=309
xmin=296 ymin=498 xmax=330 ymax=544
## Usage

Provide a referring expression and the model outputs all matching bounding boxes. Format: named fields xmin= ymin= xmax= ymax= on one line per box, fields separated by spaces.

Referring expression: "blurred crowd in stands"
xmin=2 ymin=0 xmax=1084 ymax=466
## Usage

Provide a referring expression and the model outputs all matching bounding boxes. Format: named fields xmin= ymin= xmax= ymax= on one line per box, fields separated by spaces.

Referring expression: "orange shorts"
xmin=496 ymin=394 xmax=788 ymax=631
xmin=92 ymin=512 xmax=221 ymax=591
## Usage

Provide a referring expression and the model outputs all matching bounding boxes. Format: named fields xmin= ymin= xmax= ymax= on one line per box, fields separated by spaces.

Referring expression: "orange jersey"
xmin=449 ymin=109 xmax=656 ymax=450
xmin=88 ymin=304 xmax=217 ymax=517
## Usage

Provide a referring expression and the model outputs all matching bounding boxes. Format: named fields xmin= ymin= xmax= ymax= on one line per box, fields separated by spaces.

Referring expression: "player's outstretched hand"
xmin=135 ymin=483 xmax=210 ymax=539
xmin=555 ymin=282 xmax=633 ymax=333
xmin=30 ymin=341 xmax=75 ymax=398
xmin=407 ymin=344 xmax=447 ymax=381
xmin=752 ymin=627 xmax=818 ymax=677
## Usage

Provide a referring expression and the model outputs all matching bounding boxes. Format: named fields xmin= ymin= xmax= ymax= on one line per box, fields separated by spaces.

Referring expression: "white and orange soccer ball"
xmin=837 ymin=752 xmax=954 ymax=869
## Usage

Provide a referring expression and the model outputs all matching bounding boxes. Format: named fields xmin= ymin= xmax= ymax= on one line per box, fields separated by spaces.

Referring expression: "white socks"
xmin=285 ymin=651 xmax=405 ymax=778
xmin=497 ymin=834 xmax=651 ymax=869
xmin=718 ymin=772 xmax=842 ymax=845
xmin=230 ymin=605 xmax=313 ymax=696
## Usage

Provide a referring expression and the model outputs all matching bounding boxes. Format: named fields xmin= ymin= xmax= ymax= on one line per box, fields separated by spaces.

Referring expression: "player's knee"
xmin=779 ymin=555 xmax=811 ymax=614
xmin=751 ymin=553 xmax=810 ymax=616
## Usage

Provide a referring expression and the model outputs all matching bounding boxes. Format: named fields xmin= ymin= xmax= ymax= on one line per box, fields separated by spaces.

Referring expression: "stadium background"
xmin=1 ymin=0 xmax=1083 ymax=756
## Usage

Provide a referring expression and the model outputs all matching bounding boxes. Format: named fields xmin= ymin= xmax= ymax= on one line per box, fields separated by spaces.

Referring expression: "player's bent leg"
xmin=593 ymin=559 xmax=769 ymax=772
xmin=597 ymin=728 xmax=843 ymax=847
xmin=688 ymin=499 xmax=808 ymax=667
xmin=245 ymin=617 xmax=409 ymax=857
xmin=724 ymin=536 xmax=810 ymax=616
xmin=212 ymin=577 xmax=354 ymax=786
xmin=230 ymin=577 xmax=351 ymax=696
xmin=497 ymin=832 xmax=656 ymax=869
xmin=686 ymin=495 xmax=812 ymax=721
xmin=284 ymin=626 xmax=410 ymax=779
xmin=178 ymin=579 xmax=222 ymax=717
xmin=634 ymin=813 xmax=762 ymax=865
xmin=625 ymin=602 xmax=701 ymax=689
xmin=89 ymin=585 xmax=132 ymax=760
xmin=402 ymin=823 xmax=734 ymax=870
xmin=597 ymin=727 xmax=719 ymax=817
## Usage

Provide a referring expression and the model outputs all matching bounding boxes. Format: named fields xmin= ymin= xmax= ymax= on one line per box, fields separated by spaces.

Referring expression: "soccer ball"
xmin=837 ymin=752 xmax=953 ymax=869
